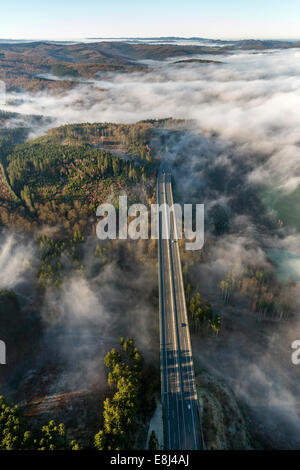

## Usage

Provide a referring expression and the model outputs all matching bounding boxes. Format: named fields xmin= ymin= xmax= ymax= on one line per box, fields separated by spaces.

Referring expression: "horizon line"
xmin=0 ymin=35 xmax=300 ymax=42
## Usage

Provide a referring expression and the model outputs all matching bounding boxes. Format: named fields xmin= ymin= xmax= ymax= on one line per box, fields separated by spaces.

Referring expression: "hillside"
xmin=1 ymin=39 xmax=300 ymax=92
xmin=0 ymin=121 xmax=159 ymax=237
xmin=0 ymin=41 xmax=214 ymax=92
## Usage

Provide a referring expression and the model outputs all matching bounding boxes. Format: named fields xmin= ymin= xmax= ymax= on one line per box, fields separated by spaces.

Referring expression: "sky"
xmin=0 ymin=0 xmax=299 ymax=40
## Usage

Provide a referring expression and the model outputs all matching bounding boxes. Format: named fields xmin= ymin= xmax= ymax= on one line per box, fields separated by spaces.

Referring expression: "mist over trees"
xmin=1 ymin=39 xmax=300 ymax=449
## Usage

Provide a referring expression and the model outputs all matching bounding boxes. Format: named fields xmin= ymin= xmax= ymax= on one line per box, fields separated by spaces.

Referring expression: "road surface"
xmin=157 ymin=170 xmax=202 ymax=450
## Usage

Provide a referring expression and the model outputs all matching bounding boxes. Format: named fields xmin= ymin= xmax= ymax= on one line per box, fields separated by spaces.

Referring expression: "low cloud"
xmin=1 ymin=46 xmax=300 ymax=447
xmin=0 ymin=233 xmax=34 ymax=290
xmin=3 ymin=48 xmax=300 ymax=195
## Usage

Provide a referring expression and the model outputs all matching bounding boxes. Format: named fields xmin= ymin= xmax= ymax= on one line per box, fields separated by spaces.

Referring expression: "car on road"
xmin=187 ymin=404 xmax=191 ymax=410
xmin=181 ymin=322 xmax=187 ymax=327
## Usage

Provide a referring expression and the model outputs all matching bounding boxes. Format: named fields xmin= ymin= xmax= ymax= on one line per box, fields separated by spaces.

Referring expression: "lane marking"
xmin=168 ymin=177 xmax=200 ymax=449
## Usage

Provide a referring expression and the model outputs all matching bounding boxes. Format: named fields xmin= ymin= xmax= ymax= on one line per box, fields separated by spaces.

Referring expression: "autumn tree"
xmin=94 ymin=338 xmax=143 ymax=450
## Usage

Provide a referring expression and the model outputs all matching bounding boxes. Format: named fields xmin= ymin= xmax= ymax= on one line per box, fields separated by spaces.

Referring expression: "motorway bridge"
xmin=157 ymin=170 xmax=203 ymax=450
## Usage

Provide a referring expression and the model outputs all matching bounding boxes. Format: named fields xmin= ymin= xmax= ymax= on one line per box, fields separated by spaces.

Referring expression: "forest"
xmin=0 ymin=338 xmax=157 ymax=450
xmin=0 ymin=122 xmax=157 ymax=237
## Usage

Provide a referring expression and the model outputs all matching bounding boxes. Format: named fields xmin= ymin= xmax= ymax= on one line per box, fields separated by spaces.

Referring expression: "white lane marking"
xmin=164 ymin=177 xmax=188 ymax=448
xmin=162 ymin=174 xmax=182 ymax=445
xmin=158 ymin=176 xmax=171 ymax=448
xmin=168 ymin=178 xmax=199 ymax=449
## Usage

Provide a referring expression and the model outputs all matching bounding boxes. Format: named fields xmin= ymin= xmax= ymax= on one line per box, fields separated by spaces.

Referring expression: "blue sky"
xmin=0 ymin=0 xmax=299 ymax=40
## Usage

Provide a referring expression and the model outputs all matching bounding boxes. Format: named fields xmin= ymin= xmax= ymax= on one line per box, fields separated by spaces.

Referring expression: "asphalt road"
xmin=157 ymin=171 xmax=202 ymax=450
